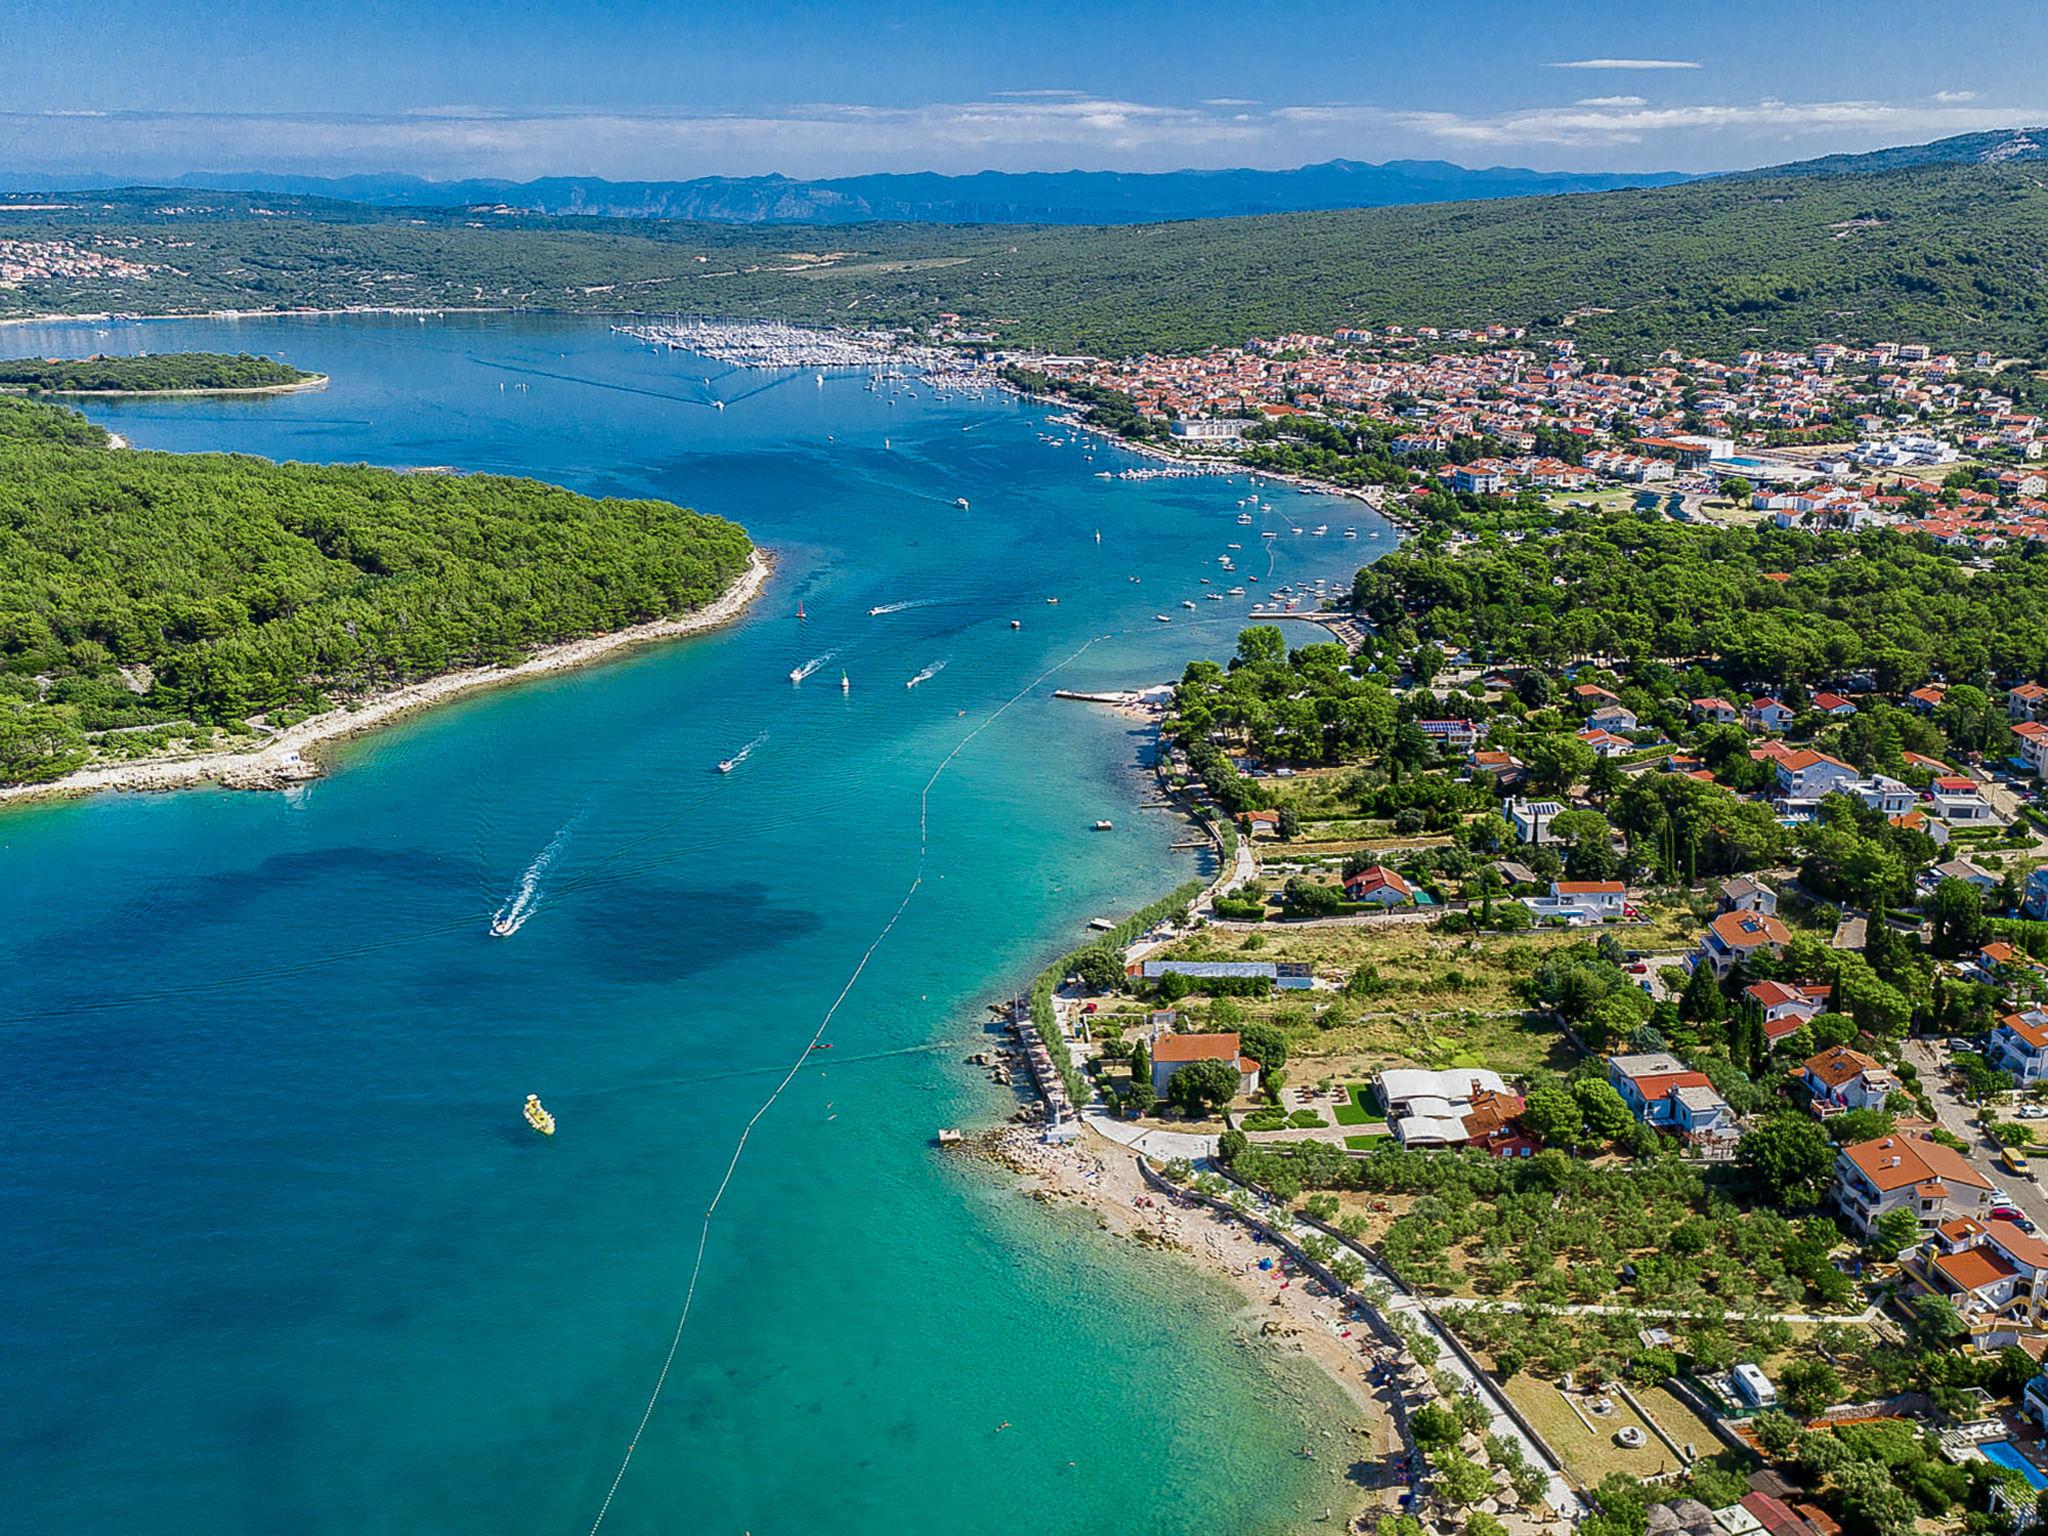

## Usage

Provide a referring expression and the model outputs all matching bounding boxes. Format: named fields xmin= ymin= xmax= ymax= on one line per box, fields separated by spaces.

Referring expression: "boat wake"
xmin=905 ymin=660 xmax=947 ymax=689
xmin=490 ymin=819 xmax=579 ymax=938
xmin=866 ymin=597 xmax=950 ymax=616
xmin=789 ymin=649 xmax=837 ymax=684
xmin=718 ymin=733 xmax=767 ymax=774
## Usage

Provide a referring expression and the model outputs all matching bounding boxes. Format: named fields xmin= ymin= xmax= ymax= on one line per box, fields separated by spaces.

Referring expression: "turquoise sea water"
xmin=0 ymin=315 xmax=1391 ymax=1534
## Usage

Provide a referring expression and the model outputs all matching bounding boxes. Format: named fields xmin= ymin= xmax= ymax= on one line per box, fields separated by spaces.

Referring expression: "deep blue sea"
xmin=0 ymin=314 xmax=1390 ymax=1534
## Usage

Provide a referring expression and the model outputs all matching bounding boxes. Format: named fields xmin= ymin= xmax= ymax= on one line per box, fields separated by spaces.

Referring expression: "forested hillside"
xmin=0 ymin=351 xmax=315 ymax=392
xmin=1354 ymin=514 xmax=2048 ymax=688
xmin=5 ymin=160 xmax=2048 ymax=359
xmin=0 ymin=397 xmax=751 ymax=783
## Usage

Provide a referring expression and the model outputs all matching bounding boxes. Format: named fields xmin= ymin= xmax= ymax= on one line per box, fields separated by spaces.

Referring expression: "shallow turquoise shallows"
xmin=0 ymin=315 xmax=1391 ymax=1535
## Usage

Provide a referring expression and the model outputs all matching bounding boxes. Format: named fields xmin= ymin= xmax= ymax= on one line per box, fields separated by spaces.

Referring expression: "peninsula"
xmin=0 ymin=393 xmax=756 ymax=793
xmin=0 ymin=350 xmax=325 ymax=395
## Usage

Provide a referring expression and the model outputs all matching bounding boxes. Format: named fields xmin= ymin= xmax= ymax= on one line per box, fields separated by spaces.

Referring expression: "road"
xmin=1903 ymin=1037 xmax=2048 ymax=1231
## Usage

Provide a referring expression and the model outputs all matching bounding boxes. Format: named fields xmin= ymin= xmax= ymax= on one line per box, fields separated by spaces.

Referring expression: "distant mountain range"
xmin=11 ymin=159 xmax=1690 ymax=225
xmin=1729 ymin=127 xmax=2048 ymax=179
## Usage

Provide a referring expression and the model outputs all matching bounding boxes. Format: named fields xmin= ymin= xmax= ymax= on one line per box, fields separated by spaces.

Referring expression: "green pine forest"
xmin=0 ymin=395 xmax=751 ymax=785
xmin=0 ymin=351 xmax=315 ymax=392
xmin=6 ymin=161 xmax=2048 ymax=360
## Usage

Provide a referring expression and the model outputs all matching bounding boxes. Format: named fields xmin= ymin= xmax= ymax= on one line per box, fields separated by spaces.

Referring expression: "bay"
xmin=0 ymin=313 xmax=1392 ymax=1534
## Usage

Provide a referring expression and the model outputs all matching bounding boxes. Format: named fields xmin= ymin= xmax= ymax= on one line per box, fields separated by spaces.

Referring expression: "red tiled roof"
xmin=1152 ymin=1032 xmax=1240 ymax=1064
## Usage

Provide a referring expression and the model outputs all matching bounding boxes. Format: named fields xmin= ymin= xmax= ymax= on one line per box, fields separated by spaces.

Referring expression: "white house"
xmin=1508 ymin=799 xmax=1564 ymax=845
xmin=1773 ymin=749 xmax=1860 ymax=801
xmin=1746 ymin=698 xmax=1795 ymax=733
xmin=1991 ymin=1009 xmax=2048 ymax=1085
xmin=1587 ymin=704 xmax=1639 ymax=734
xmin=1343 ymin=865 xmax=1415 ymax=907
xmin=1698 ymin=910 xmax=1791 ymax=977
xmin=1930 ymin=777 xmax=1999 ymax=825
xmin=1746 ymin=980 xmax=1831 ymax=1038
xmin=1523 ymin=879 xmax=1627 ymax=925
xmin=1720 ymin=876 xmax=1778 ymax=917
xmin=2014 ymin=720 xmax=2048 ymax=778
xmin=1850 ymin=775 xmax=1917 ymax=817
xmin=1378 ymin=1067 xmax=1511 ymax=1145
xmin=1927 ymin=1218 xmax=2048 ymax=1322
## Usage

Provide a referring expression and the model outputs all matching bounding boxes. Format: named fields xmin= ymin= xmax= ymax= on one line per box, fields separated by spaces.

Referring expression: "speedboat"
xmin=1344 ymin=526 xmax=1358 ymax=538
xmin=789 ymin=667 xmax=804 ymax=684
xmin=1182 ymin=600 xmax=1196 ymax=609
xmin=717 ymin=759 xmax=735 ymax=774
xmin=1236 ymin=511 xmax=1253 ymax=524
xmin=489 ymin=914 xmax=517 ymax=938
xmin=1092 ymin=820 xmax=1114 ymax=831
xmin=868 ymin=605 xmax=886 ymax=616
xmin=1154 ymin=614 xmax=1172 ymax=623
xmin=956 ymin=497 xmax=970 ymax=509
xmin=841 ymin=672 xmax=851 ymax=692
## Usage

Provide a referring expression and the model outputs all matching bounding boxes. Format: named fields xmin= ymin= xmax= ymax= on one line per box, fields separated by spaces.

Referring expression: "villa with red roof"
xmin=1926 ymin=1217 xmax=2048 ymax=1321
xmin=1698 ymin=910 xmax=1791 ymax=976
xmin=2014 ymin=720 xmax=2048 ymax=777
xmin=2010 ymin=682 xmax=2048 ymax=722
xmin=1605 ymin=1051 xmax=1734 ymax=1140
xmin=1746 ymin=980 xmax=1831 ymax=1039
xmin=1831 ymin=1133 xmax=1994 ymax=1238
xmin=1148 ymin=1032 xmax=1261 ymax=1100
xmin=1770 ymin=748 xmax=1859 ymax=800
xmin=1801 ymin=1045 xmax=1897 ymax=1113
xmin=1343 ymin=865 xmax=1415 ymax=907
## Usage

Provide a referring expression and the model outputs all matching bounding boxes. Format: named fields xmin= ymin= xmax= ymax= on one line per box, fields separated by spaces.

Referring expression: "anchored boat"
xmin=523 ymin=1095 xmax=555 ymax=1136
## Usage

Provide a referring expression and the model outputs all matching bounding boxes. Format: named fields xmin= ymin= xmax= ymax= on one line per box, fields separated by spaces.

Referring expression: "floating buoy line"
xmin=583 ymin=632 xmax=1114 ymax=1534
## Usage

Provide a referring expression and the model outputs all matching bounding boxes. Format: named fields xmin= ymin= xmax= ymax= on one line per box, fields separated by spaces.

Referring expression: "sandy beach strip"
xmin=0 ymin=548 xmax=772 ymax=808
xmin=984 ymin=1125 xmax=1405 ymax=1532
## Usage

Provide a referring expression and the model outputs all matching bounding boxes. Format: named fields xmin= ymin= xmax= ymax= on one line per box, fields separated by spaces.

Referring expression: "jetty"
xmin=1005 ymin=994 xmax=1073 ymax=1129
xmin=1244 ymin=608 xmax=1371 ymax=647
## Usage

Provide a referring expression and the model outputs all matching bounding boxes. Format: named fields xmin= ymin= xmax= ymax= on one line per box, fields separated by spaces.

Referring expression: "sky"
xmin=5 ymin=0 xmax=2047 ymax=183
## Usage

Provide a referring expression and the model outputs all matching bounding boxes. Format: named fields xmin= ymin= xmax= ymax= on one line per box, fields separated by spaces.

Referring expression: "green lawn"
xmin=1333 ymin=1083 xmax=1386 ymax=1126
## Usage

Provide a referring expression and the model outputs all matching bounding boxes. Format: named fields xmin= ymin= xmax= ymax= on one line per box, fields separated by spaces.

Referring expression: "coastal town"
xmin=963 ymin=313 xmax=2048 ymax=1536
xmin=1008 ymin=326 xmax=2048 ymax=551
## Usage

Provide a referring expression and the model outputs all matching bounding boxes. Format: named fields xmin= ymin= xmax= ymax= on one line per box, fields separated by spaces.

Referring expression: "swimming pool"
xmin=1981 ymin=1441 xmax=2048 ymax=1490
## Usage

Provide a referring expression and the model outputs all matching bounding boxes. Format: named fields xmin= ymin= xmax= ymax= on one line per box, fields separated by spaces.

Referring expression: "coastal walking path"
xmin=1422 ymin=1295 xmax=1883 ymax=1326
xmin=1266 ymin=1206 xmax=1583 ymax=1520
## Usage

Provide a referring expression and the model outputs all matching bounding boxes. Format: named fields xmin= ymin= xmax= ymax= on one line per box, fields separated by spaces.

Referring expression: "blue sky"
xmin=6 ymin=0 xmax=2046 ymax=181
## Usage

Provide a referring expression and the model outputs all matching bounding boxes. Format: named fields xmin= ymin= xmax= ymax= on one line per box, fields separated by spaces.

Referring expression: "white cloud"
xmin=1933 ymin=89 xmax=1980 ymax=104
xmin=1549 ymin=59 xmax=1701 ymax=70
xmin=1384 ymin=97 xmax=2043 ymax=151
xmin=2 ymin=91 xmax=2037 ymax=181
